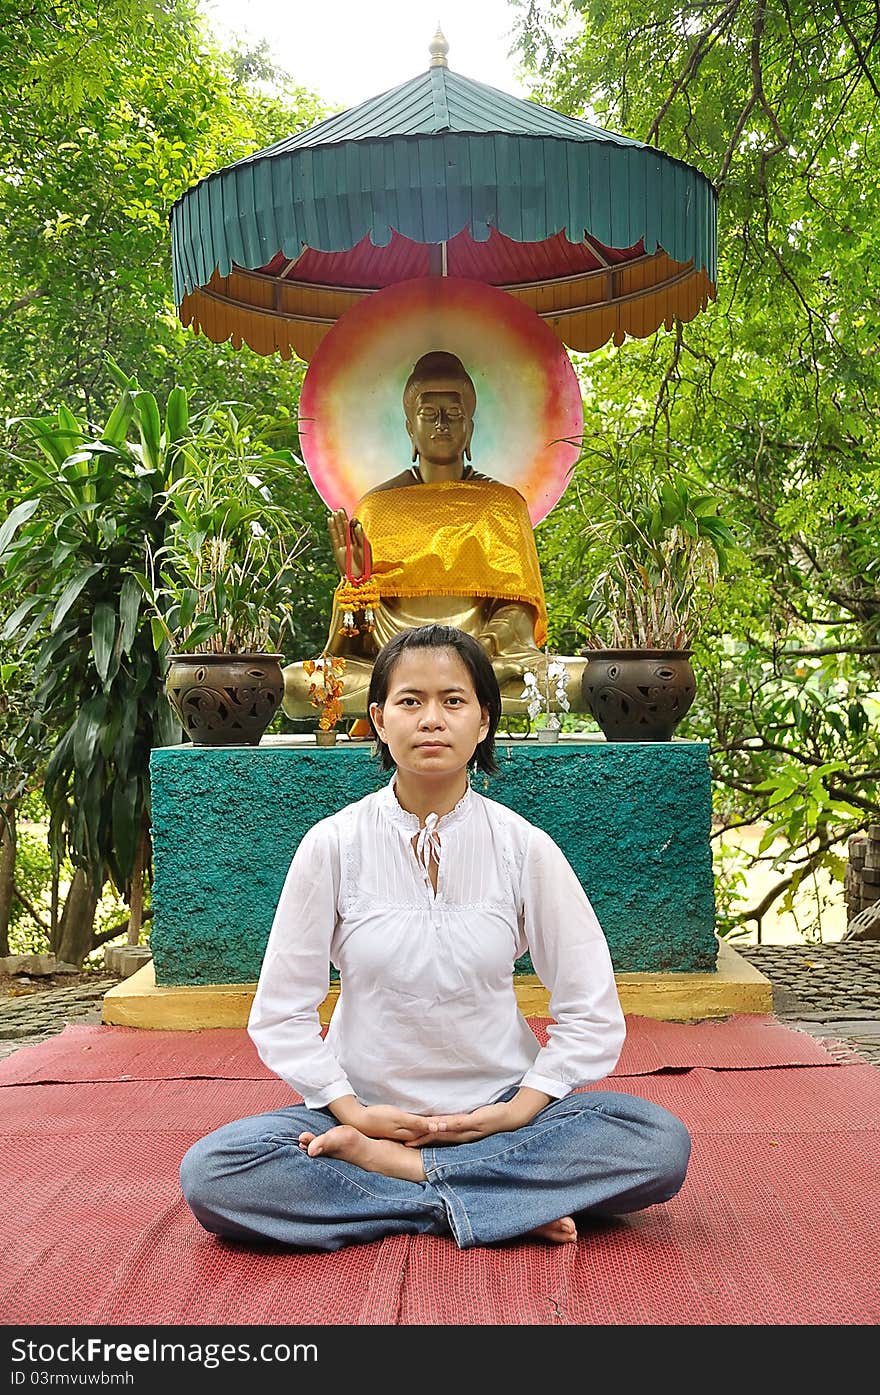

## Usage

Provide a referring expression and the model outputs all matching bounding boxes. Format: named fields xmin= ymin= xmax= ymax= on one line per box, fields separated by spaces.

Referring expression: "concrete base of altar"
xmin=102 ymin=937 xmax=772 ymax=1026
xmin=103 ymin=734 xmax=772 ymax=1025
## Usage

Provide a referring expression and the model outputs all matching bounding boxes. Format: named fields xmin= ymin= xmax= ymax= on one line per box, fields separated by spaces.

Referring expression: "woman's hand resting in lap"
xmin=328 ymin=1098 xmax=434 ymax=1143
xmin=328 ymin=1089 xmax=552 ymax=1147
xmin=402 ymin=1089 xmax=553 ymax=1147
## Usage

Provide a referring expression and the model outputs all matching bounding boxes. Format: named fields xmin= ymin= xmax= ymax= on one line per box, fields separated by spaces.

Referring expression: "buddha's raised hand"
xmin=328 ymin=509 xmax=367 ymax=577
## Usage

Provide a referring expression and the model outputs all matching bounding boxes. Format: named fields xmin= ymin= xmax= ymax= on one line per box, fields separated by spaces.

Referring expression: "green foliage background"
xmin=0 ymin=0 xmax=337 ymax=961
xmin=518 ymin=0 xmax=880 ymax=940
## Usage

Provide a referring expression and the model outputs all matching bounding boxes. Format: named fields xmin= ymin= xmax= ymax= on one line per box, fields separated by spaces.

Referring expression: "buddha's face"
xmin=406 ymin=389 xmax=471 ymax=466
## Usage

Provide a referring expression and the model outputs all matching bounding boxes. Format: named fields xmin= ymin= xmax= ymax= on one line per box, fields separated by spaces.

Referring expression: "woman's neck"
xmin=393 ymin=769 xmax=469 ymax=825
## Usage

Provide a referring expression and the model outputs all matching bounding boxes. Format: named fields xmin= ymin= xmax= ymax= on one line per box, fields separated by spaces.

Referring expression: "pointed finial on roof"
xmin=429 ymin=26 xmax=449 ymax=68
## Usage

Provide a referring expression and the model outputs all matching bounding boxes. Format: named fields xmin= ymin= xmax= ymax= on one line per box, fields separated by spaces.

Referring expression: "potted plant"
xmin=520 ymin=649 xmax=571 ymax=742
xmin=578 ymin=476 xmax=736 ymax=741
xmin=304 ymin=653 xmax=346 ymax=745
xmin=133 ymin=403 xmax=309 ymax=746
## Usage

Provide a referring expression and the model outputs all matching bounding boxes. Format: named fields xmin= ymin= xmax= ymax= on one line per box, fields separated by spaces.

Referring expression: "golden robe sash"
xmin=354 ymin=479 xmax=548 ymax=645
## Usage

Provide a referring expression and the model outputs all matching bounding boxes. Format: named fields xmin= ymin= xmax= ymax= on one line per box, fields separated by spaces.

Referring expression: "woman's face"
xmin=369 ymin=647 xmax=489 ymax=779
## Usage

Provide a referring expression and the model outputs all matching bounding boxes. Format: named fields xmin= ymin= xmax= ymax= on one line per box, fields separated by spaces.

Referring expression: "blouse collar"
xmin=380 ymin=773 xmax=475 ymax=836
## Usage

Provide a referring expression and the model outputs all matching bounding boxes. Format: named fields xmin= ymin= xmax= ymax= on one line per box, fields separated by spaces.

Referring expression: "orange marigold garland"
xmin=304 ymin=653 xmax=346 ymax=731
xmin=335 ymin=519 xmax=380 ymax=636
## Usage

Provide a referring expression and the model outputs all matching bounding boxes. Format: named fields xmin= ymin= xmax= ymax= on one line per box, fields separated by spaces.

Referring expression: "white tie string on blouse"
xmin=414 ymin=811 xmax=442 ymax=884
xmin=247 ymin=775 xmax=626 ymax=1116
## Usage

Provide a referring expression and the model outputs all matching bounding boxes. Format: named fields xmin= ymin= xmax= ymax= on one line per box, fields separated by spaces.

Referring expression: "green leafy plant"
xmin=132 ymin=403 xmax=310 ymax=656
xmin=579 ymin=476 xmax=737 ymax=650
xmin=0 ymin=379 xmax=313 ymax=965
xmin=0 ymin=384 xmax=184 ymax=964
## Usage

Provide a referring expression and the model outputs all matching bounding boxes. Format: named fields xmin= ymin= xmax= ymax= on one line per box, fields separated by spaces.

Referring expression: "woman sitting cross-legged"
xmin=179 ymin=623 xmax=691 ymax=1251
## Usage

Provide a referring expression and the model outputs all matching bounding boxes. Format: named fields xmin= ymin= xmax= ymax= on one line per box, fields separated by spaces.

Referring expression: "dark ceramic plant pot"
xmin=581 ymin=649 xmax=696 ymax=742
xmin=165 ymin=653 xmax=284 ymax=747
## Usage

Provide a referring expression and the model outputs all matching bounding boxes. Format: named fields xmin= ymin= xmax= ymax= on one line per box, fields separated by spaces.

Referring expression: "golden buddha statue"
xmin=282 ymin=350 xmax=588 ymax=719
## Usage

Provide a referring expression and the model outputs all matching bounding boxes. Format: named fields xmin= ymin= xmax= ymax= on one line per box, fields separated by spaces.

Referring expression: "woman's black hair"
xmin=367 ymin=624 xmax=501 ymax=775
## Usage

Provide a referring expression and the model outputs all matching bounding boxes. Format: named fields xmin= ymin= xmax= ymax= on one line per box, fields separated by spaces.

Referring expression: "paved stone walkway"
xmin=0 ymin=975 xmax=118 ymax=1062
xmin=0 ymin=944 xmax=878 ymax=1066
xmin=736 ymin=942 xmax=880 ymax=1066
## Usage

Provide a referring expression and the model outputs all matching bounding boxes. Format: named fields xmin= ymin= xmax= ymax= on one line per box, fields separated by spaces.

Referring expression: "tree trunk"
xmin=55 ymin=868 xmax=101 ymax=967
xmin=126 ymin=823 xmax=149 ymax=945
xmin=0 ymin=797 xmax=19 ymax=957
xmin=50 ymin=866 xmax=60 ymax=950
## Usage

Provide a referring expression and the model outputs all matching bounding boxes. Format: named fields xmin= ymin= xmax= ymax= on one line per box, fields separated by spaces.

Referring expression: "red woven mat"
xmin=1 ymin=1017 xmax=878 ymax=1324
xmin=0 ymin=1013 xmax=834 ymax=1088
xmin=397 ymin=1128 xmax=878 ymax=1325
xmin=3 ymin=1063 xmax=877 ymax=1141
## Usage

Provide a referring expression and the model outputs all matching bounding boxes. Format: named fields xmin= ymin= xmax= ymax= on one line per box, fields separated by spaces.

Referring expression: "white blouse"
xmin=248 ymin=777 xmax=626 ymax=1115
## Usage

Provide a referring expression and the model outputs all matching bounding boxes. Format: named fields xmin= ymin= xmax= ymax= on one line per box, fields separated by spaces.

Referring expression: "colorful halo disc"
xmin=298 ymin=276 xmax=584 ymax=525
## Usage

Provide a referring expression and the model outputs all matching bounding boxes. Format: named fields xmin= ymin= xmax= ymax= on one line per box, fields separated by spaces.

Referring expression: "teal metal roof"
xmin=170 ymin=58 xmax=717 ymax=308
xmin=238 ymin=66 xmax=642 ymax=159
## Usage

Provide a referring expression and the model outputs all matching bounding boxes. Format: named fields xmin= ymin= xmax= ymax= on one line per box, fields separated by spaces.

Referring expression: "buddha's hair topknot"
xmin=403 ymin=351 xmax=477 ymax=420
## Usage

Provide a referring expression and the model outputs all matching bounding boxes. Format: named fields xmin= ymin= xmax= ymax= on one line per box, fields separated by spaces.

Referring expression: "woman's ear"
xmin=368 ymin=701 xmax=384 ymax=739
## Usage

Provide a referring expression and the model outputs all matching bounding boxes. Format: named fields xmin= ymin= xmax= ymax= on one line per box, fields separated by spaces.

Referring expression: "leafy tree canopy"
xmin=517 ymin=0 xmax=880 ymax=936
xmin=0 ymin=1 xmax=340 ymax=959
xmin=0 ymin=0 xmax=325 ymax=424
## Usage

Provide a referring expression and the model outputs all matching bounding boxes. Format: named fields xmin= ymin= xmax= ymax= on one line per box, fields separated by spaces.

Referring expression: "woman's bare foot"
xmin=530 ymin=1216 xmax=578 ymax=1244
xmin=298 ymin=1127 xmax=426 ymax=1183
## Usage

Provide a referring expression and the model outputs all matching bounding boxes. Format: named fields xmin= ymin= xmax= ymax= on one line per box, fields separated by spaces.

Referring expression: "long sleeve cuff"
xmin=302 ymin=1076 xmax=356 ymax=1110
xmin=519 ymin=1069 xmax=573 ymax=1100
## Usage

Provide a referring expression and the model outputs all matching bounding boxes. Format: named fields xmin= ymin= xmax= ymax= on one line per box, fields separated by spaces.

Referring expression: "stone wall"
xmin=845 ymin=825 xmax=880 ymax=930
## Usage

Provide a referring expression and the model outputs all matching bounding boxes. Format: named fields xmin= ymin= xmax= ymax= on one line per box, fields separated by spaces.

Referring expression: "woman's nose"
xmin=419 ymin=704 xmax=446 ymax=726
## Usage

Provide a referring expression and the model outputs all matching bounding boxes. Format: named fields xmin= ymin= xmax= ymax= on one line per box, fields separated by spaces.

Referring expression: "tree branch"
xmin=646 ymin=0 xmax=742 ymax=144
xmin=827 ymin=783 xmax=880 ymax=816
xmin=733 ymin=830 xmax=845 ymax=924
xmin=12 ymin=883 xmax=50 ymax=933
xmin=750 ymin=1 xmax=788 ymax=148
xmin=91 ymin=906 xmax=153 ymax=950
xmin=830 ymin=0 xmax=880 ymax=99
xmin=781 ymin=644 xmax=880 ymax=657
xmin=1 ymin=288 xmax=49 ymax=322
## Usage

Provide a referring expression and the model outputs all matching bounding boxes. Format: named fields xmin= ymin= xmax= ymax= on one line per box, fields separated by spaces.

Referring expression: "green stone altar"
xmin=149 ymin=736 xmax=717 ymax=987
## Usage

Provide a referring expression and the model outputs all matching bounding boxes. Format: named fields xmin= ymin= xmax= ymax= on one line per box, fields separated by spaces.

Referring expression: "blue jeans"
xmin=179 ymin=1089 xmax=691 ymax=1251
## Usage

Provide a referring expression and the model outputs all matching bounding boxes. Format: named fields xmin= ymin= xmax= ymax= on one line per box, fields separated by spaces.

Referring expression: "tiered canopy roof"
xmin=170 ymin=31 xmax=717 ymax=360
